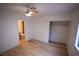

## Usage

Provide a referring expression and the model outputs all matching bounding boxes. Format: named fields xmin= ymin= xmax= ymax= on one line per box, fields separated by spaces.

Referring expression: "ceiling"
xmin=0 ymin=3 xmax=79 ymax=16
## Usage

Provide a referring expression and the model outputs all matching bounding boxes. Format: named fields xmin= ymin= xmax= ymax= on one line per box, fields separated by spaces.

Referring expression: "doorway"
xmin=18 ymin=20 xmax=26 ymax=47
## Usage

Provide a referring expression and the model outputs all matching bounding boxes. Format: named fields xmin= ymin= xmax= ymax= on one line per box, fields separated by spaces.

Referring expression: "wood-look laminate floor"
xmin=0 ymin=39 xmax=68 ymax=56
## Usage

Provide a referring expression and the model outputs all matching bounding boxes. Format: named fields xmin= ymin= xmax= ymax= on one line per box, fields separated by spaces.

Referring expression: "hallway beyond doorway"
xmin=18 ymin=20 xmax=26 ymax=47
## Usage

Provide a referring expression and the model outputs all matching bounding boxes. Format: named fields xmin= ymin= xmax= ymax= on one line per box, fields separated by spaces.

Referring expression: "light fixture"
xmin=25 ymin=7 xmax=38 ymax=16
xmin=25 ymin=13 xmax=31 ymax=16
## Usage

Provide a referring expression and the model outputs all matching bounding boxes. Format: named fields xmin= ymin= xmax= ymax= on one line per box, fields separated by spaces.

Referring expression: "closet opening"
xmin=49 ymin=21 xmax=70 ymax=47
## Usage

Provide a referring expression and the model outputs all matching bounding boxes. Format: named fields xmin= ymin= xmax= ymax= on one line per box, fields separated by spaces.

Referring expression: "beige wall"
xmin=18 ymin=20 xmax=23 ymax=33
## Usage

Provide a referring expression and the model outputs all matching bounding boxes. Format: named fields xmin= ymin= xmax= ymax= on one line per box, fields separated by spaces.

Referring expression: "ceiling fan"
xmin=25 ymin=5 xmax=38 ymax=16
xmin=0 ymin=4 xmax=38 ymax=16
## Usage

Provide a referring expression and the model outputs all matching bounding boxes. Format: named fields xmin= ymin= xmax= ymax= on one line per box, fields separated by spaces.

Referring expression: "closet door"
xmin=49 ymin=21 xmax=69 ymax=44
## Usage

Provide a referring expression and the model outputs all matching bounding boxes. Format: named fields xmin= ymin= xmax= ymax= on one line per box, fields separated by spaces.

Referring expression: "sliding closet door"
xmin=49 ymin=21 xmax=69 ymax=44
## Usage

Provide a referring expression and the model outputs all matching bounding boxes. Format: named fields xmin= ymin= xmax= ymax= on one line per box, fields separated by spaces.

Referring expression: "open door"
xmin=18 ymin=20 xmax=26 ymax=47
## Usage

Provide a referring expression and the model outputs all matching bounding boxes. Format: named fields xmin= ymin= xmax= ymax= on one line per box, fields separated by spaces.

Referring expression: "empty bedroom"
xmin=0 ymin=3 xmax=79 ymax=56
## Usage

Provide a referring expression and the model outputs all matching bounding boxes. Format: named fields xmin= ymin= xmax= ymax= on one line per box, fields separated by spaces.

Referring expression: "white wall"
xmin=0 ymin=11 xmax=19 ymax=53
xmin=30 ymin=19 xmax=49 ymax=43
xmin=67 ymin=8 xmax=79 ymax=55
xmin=49 ymin=21 xmax=69 ymax=44
xmin=0 ymin=11 xmax=30 ymax=53
xmin=30 ymin=14 xmax=70 ymax=43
